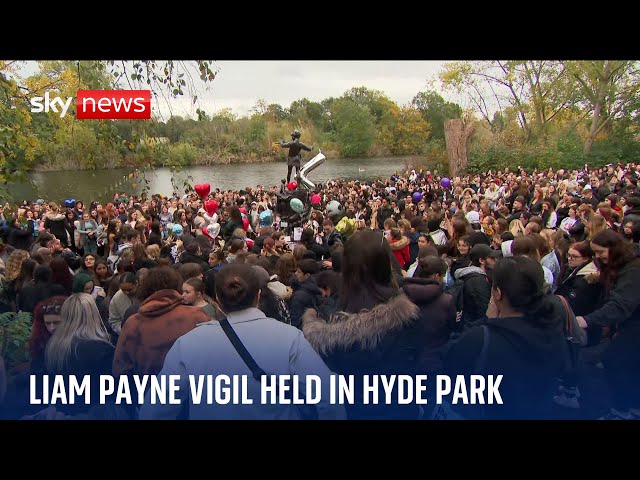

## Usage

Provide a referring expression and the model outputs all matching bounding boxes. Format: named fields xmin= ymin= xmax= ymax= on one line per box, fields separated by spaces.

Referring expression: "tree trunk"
xmin=584 ymin=61 xmax=611 ymax=157
xmin=444 ymin=119 xmax=475 ymax=177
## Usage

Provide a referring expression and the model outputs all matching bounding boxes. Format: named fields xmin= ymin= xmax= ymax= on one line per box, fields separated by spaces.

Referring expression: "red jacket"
xmin=390 ymin=238 xmax=410 ymax=270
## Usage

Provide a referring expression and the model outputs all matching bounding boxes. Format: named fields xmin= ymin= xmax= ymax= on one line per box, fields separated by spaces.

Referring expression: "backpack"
xmin=445 ymin=272 xmax=487 ymax=329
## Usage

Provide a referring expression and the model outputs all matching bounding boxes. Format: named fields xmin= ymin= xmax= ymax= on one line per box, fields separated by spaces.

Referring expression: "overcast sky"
xmin=15 ymin=60 xmax=455 ymax=119
xmin=171 ymin=60 xmax=449 ymax=118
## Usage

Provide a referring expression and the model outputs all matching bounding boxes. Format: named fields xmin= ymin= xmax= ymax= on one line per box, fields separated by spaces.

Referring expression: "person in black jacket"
xmin=403 ymin=256 xmax=456 ymax=375
xmin=17 ymin=265 xmax=67 ymax=314
xmin=7 ymin=217 xmax=33 ymax=252
xmin=43 ymin=204 xmax=70 ymax=248
xmin=180 ymin=241 xmax=210 ymax=272
xmin=556 ymin=241 xmax=603 ymax=341
xmin=577 ymin=230 xmax=640 ymax=419
xmin=300 ymin=228 xmax=330 ymax=262
xmin=289 ymin=259 xmax=321 ymax=328
xmin=450 ymin=244 xmax=492 ymax=328
xmin=444 ymin=256 xmax=569 ymax=419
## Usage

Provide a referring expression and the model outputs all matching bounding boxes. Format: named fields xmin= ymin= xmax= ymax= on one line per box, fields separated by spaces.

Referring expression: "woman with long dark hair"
xmin=577 ymin=229 xmax=640 ymax=419
xmin=444 ymin=256 xmax=569 ymax=419
xmin=302 ymin=229 xmax=422 ymax=419
xmin=222 ymin=206 xmax=243 ymax=244
xmin=28 ymin=296 xmax=68 ymax=374
xmin=49 ymin=256 xmax=74 ymax=295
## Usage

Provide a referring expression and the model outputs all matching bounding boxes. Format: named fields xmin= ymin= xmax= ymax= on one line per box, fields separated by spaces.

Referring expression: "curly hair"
xmin=5 ymin=250 xmax=30 ymax=281
xmin=136 ymin=266 xmax=183 ymax=301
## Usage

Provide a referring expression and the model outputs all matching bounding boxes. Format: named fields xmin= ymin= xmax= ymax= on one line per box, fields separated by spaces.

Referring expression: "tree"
xmin=565 ymin=61 xmax=640 ymax=155
xmin=439 ymin=61 xmax=571 ymax=141
xmin=392 ymin=106 xmax=431 ymax=155
xmin=289 ymin=98 xmax=325 ymax=126
xmin=411 ymin=90 xmax=462 ymax=140
xmin=444 ymin=118 xmax=475 ymax=177
xmin=332 ymin=99 xmax=376 ymax=157
xmin=343 ymin=86 xmax=398 ymax=124
xmin=106 ymin=60 xmax=218 ymax=118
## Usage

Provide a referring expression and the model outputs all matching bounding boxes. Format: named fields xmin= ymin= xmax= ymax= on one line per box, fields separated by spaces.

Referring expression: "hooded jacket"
xmin=585 ymin=261 xmax=640 ymax=330
xmin=556 ymin=261 xmax=602 ymax=317
xmin=453 ymin=266 xmax=491 ymax=325
xmin=113 ymin=289 xmax=209 ymax=377
xmin=302 ymin=293 xmax=422 ymax=419
xmin=444 ymin=315 xmax=569 ymax=419
xmin=402 ymin=278 xmax=457 ymax=373
xmin=289 ymin=276 xmax=323 ymax=329
xmin=7 ymin=223 xmax=33 ymax=251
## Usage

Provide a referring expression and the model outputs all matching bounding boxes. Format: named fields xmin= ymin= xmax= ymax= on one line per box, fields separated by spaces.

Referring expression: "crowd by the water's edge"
xmin=1 ymin=160 xmax=640 ymax=420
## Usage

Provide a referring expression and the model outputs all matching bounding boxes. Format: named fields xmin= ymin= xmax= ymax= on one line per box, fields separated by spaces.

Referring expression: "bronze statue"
xmin=280 ymin=129 xmax=313 ymax=184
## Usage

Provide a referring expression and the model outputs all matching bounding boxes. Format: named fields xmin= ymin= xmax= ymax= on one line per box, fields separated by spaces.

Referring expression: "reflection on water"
xmin=9 ymin=156 xmax=416 ymax=204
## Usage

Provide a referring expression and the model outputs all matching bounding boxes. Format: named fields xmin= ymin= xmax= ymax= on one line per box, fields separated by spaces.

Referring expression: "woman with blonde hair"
xmin=44 ymin=293 xmax=114 ymax=415
xmin=146 ymin=244 xmax=160 ymax=261
xmin=586 ymin=214 xmax=608 ymax=240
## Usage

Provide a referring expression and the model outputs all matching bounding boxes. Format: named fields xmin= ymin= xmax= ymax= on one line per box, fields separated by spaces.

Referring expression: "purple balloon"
xmin=441 ymin=177 xmax=451 ymax=188
xmin=412 ymin=192 xmax=422 ymax=202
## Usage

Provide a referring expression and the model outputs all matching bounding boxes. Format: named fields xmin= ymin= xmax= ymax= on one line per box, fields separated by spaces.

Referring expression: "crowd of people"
xmin=1 ymin=160 xmax=640 ymax=420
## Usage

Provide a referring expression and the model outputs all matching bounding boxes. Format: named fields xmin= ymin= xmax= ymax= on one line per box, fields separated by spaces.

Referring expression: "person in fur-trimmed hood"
xmin=43 ymin=203 xmax=71 ymax=248
xmin=302 ymin=229 xmax=422 ymax=420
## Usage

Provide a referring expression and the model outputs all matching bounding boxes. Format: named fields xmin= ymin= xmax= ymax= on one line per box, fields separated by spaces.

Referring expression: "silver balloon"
xmin=207 ymin=223 xmax=221 ymax=239
xmin=299 ymin=150 xmax=326 ymax=190
xmin=203 ymin=212 xmax=218 ymax=225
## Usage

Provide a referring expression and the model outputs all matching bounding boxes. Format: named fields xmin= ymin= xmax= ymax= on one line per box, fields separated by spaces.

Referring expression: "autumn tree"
xmin=411 ymin=90 xmax=462 ymax=140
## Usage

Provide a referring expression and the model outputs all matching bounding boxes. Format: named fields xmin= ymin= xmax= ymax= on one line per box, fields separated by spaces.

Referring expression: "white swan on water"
xmin=358 ymin=167 xmax=365 ymax=172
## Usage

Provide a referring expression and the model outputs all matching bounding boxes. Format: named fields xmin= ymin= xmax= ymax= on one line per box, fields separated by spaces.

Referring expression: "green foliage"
xmin=3 ymin=60 xmax=640 ymax=180
xmin=466 ymin=128 xmax=638 ymax=174
xmin=161 ymin=142 xmax=200 ymax=167
xmin=0 ymin=311 xmax=33 ymax=373
xmin=332 ymin=99 xmax=376 ymax=157
xmin=411 ymin=90 xmax=462 ymax=140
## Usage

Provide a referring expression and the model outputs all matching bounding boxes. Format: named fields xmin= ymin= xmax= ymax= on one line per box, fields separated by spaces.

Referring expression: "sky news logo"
xmin=30 ymin=90 xmax=151 ymax=120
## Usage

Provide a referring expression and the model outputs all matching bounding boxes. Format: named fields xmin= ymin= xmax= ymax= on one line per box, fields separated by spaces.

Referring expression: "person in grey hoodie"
xmin=108 ymin=272 xmax=138 ymax=335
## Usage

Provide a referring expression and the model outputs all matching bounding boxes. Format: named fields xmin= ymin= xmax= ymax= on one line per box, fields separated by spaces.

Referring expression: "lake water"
xmin=9 ymin=156 xmax=417 ymax=204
